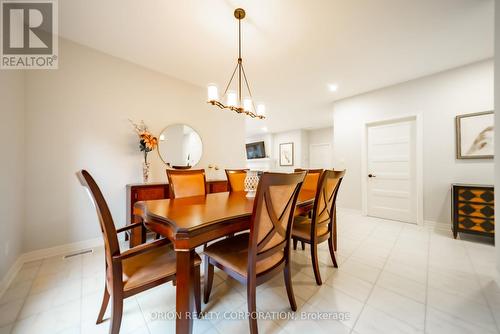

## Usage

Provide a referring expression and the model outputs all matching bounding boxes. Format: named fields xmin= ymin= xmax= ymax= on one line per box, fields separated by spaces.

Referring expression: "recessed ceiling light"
xmin=261 ymin=127 xmax=268 ymax=132
xmin=328 ymin=84 xmax=338 ymax=92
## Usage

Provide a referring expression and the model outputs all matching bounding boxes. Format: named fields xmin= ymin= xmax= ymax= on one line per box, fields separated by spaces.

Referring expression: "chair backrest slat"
xmin=166 ymin=169 xmax=207 ymax=199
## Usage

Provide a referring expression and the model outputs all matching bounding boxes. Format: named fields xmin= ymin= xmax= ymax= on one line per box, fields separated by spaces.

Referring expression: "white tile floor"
xmin=1 ymin=210 xmax=499 ymax=334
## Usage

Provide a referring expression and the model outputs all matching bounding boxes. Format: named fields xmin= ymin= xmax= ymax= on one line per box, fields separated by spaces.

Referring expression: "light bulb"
xmin=243 ymin=98 xmax=252 ymax=112
xmin=256 ymin=104 xmax=266 ymax=116
xmin=227 ymin=91 xmax=237 ymax=107
xmin=328 ymin=84 xmax=338 ymax=92
xmin=207 ymin=84 xmax=218 ymax=101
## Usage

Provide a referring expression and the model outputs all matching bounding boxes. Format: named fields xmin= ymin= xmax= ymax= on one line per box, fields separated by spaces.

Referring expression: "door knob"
xmin=368 ymin=174 xmax=376 ymax=178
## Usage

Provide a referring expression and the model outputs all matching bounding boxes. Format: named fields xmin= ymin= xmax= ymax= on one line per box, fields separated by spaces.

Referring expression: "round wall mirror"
xmin=158 ymin=124 xmax=203 ymax=168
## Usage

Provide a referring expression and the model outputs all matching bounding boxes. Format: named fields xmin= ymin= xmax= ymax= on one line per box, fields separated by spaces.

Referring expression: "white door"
xmin=366 ymin=119 xmax=417 ymax=223
xmin=309 ymin=143 xmax=332 ymax=168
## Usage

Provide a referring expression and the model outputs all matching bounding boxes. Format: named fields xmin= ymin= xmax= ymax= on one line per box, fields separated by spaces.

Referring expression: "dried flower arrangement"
xmin=129 ymin=119 xmax=158 ymax=182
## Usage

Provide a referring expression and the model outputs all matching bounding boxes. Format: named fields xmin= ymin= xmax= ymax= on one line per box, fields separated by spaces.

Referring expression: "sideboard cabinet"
xmin=126 ymin=180 xmax=228 ymax=247
xmin=451 ymin=184 xmax=494 ymax=239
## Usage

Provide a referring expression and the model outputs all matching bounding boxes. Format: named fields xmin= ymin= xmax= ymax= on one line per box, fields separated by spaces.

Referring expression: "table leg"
xmin=176 ymin=249 xmax=195 ymax=334
xmin=129 ymin=216 xmax=146 ymax=248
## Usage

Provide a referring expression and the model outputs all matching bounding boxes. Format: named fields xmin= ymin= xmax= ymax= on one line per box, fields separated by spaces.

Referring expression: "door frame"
xmin=361 ymin=114 xmax=424 ymax=226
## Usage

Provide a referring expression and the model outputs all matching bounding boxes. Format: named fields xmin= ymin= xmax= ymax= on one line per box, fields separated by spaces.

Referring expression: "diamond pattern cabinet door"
xmin=453 ymin=185 xmax=494 ymax=239
xmin=458 ymin=216 xmax=495 ymax=233
xmin=480 ymin=205 xmax=494 ymax=218
xmin=458 ymin=188 xmax=494 ymax=203
xmin=480 ymin=220 xmax=495 ymax=232
xmin=458 ymin=203 xmax=494 ymax=218
xmin=480 ymin=191 xmax=494 ymax=203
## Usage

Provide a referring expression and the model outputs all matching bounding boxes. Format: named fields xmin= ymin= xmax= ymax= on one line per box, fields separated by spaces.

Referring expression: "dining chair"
xmin=295 ymin=168 xmax=323 ymax=194
xmin=291 ymin=169 xmax=345 ymax=285
xmin=293 ymin=168 xmax=323 ymax=250
xmin=77 ymin=170 xmax=202 ymax=334
xmin=203 ymin=171 xmax=306 ymax=334
xmin=225 ymin=169 xmax=249 ymax=192
xmin=166 ymin=169 xmax=207 ymax=198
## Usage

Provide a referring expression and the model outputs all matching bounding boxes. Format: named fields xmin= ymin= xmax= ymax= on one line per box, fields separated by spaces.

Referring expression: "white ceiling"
xmin=59 ymin=0 xmax=494 ymax=136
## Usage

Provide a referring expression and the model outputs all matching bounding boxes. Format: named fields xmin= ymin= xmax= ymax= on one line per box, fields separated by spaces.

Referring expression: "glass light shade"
xmin=243 ymin=98 xmax=252 ymax=112
xmin=207 ymin=84 xmax=218 ymax=101
xmin=226 ymin=91 xmax=237 ymax=107
xmin=256 ymin=104 xmax=266 ymax=116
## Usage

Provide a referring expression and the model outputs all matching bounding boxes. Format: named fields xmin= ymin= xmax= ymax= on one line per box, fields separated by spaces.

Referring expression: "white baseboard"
xmin=20 ymin=237 xmax=103 ymax=263
xmin=424 ymin=220 xmax=450 ymax=231
xmin=337 ymin=207 xmax=362 ymax=215
xmin=336 ymin=208 xmax=452 ymax=232
xmin=0 ymin=237 xmax=104 ymax=300
xmin=0 ymin=257 xmax=24 ymax=301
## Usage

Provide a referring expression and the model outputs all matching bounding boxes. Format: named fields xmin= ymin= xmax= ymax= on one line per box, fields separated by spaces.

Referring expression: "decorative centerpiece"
xmin=129 ymin=120 xmax=158 ymax=183
xmin=244 ymin=170 xmax=261 ymax=198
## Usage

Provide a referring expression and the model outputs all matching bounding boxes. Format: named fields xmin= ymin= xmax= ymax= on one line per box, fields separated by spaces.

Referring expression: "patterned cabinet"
xmin=451 ymin=184 xmax=494 ymax=239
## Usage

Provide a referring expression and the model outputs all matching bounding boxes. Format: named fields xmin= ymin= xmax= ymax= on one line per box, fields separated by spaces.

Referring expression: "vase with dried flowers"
xmin=129 ymin=119 xmax=158 ymax=183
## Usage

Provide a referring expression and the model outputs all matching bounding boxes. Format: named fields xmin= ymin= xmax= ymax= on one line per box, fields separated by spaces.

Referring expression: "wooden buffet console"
xmin=126 ymin=180 xmax=228 ymax=247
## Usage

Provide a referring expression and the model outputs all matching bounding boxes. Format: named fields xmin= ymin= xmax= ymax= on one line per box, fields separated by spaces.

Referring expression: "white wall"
xmin=245 ymin=134 xmax=274 ymax=170
xmin=495 ymin=0 xmax=500 ymax=273
xmin=246 ymin=127 xmax=334 ymax=171
xmin=333 ymin=60 xmax=494 ymax=224
xmin=308 ymin=127 xmax=333 ymax=146
xmin=0 ymin=72 xmax=24 ymax=281
xmin=272 ymin=130 xmax=307 ymax=172
xmin=246 ymin=133 xmax=273 ymax=160
xmin=23 ymin=39 xmax=246 ymax=252
xmin=246 ymin=130 xmax=307 ymax=171
xmin=307 ymin=127 xmax=334 ymax=168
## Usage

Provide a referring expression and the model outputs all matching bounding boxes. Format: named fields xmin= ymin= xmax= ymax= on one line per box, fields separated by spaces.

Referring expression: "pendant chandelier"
xmin=207 ymin=8 xmax=265 ymax=119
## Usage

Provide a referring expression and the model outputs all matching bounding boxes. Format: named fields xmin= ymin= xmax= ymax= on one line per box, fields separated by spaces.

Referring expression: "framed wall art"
xmin=456 ymin=111 xmax=494 ymax=159
xmin=279 ymin=142 xmax=294 ymax=166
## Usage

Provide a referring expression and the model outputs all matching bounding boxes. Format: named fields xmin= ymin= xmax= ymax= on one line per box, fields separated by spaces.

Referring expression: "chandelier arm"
xmin=223 ymin=62 xmax=240 ymax=96
xmin=251 ymin=100 xmax=258 ymax=114
xmin=242 ymin=65 xmax=260 ymax=115
xmin=240 ymin=64 xmax=254 ymax=99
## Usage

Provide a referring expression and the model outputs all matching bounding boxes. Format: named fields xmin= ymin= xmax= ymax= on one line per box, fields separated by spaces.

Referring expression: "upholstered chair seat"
xmin=203 ymin=233 xmax=284 ymax=278
xmin=291 ymin=216 xmax=329 ymax=241
xmin=122 ymin=244 xmax=201 ymax=292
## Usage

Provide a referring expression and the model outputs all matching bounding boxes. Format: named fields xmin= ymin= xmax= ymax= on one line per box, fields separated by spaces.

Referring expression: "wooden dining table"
xmin=136 ymin=190 xmax=316 ymax=334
